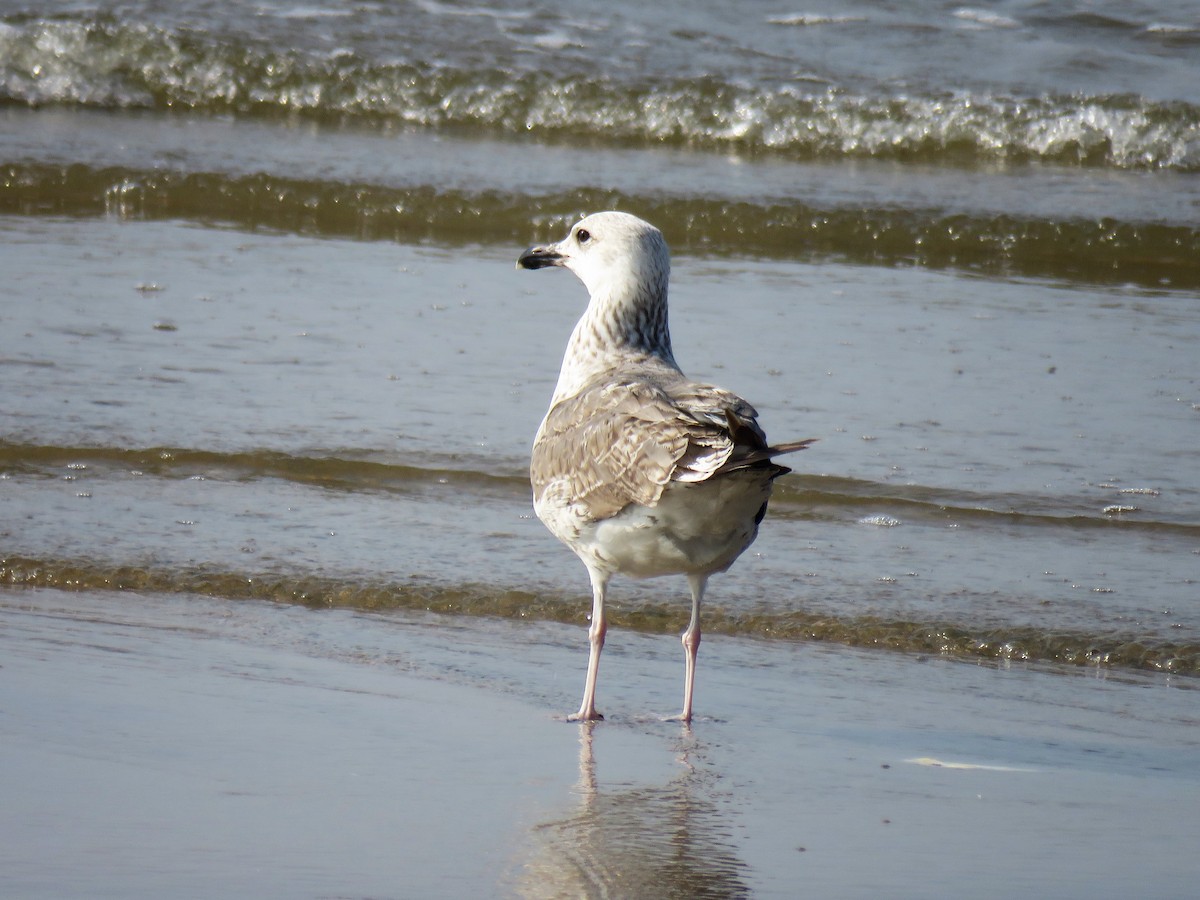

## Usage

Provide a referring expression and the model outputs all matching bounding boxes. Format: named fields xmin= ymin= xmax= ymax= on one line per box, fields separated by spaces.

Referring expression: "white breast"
xmin=535 ymin=468 xmax=775 ymax=580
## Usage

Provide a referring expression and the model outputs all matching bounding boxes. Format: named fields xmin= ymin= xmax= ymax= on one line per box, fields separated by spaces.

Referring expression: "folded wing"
xmin=532 ymin=375 xmax=814 ymax=522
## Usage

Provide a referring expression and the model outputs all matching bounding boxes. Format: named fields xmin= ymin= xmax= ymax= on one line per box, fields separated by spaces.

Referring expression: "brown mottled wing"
xmin=715 ymin=408 xmax=817 ymax=475
xmin=661 ymin=380 xmax=815 ymax=476
xmin=532 ymin=375 xmax=814 ymax=521
xmin=663 ymin=381 xmax=766 ymax=480
xmin=532 ymin=378 xmax=735 ymax=521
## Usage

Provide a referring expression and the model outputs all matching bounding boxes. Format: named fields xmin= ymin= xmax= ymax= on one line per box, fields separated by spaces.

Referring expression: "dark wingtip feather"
xmin=768 ymin=437 xmax=818 ymax=456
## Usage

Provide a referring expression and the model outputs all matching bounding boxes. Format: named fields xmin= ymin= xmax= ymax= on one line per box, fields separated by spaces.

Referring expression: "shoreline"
xmin=3 ymin=586 xmax=1197 ymax=898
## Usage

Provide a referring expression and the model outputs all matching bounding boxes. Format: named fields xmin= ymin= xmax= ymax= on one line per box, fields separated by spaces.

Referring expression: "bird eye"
xmin=576 ymin=228 xmax=591 ymax=244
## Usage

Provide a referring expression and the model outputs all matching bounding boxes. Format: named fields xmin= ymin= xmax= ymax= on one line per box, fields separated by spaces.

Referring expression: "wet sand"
xmin=3 ymin=587 xmax=1197 ymax=898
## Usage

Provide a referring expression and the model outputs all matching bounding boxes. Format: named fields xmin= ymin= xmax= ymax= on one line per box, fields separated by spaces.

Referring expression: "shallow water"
xmin=3 ymin=212 xmax=1197 ymax=673
xmin=1 ymin=0 xmax=1199 ymax=725
xmin=2 ymin=5 xmax=1199 ymax=892
xmin=3 ymin=587 xmax=1198 ymax=898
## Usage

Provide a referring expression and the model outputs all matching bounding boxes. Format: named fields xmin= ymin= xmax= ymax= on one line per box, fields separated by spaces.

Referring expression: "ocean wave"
xmin=5 ymin=162 xmax=1200 ymax=289
xmin=4 ymin=441 xmax=1195 ymax=538
xmin=3 ymin=553 xmax=1196 ymax=677
xmin=2 ymin=15 xmax=1199 ymax=170
xmin=0 ymin=441 xmax=524 ymax=497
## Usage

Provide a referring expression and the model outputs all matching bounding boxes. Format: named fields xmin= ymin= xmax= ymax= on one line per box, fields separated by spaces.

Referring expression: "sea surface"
xmin=3 ymin=0 xmax=1199 ymax=680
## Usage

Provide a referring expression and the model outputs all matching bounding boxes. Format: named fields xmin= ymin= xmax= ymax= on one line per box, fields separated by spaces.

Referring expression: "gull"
xmin=518 ymin=211 xmax=814 ymax=722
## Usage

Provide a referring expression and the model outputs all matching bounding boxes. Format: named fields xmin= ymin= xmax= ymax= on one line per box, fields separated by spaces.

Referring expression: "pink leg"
xmin=569 ymin=568 xmax=608 ymax=721
xmin=678 ymin=574 xmax=706 ymax=723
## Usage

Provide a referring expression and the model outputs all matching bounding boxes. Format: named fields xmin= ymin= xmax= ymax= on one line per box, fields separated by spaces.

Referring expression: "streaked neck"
xmin=551 ymin=278 xmax=676 ymax=404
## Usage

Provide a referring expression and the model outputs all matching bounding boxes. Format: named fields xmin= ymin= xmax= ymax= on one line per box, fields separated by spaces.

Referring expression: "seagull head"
xmin=517 ymin=211 xmax=670 ymax=302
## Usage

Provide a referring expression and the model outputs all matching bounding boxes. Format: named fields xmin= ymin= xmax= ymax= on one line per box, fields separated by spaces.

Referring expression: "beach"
xmin=3 ymin=1 xmax=1200 ymax=895
xmin=3 ymin=586 xmax=1197 ymax=898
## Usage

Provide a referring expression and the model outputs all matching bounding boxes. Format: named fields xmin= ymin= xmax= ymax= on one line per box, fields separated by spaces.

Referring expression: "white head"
xmin=518 ymin=211 xmax=677 ymax=401
xmin=517 ymin=211 xmax=670 ymax=305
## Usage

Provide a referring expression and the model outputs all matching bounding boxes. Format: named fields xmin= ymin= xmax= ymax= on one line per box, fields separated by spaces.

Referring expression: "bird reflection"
xmin=515 ymin=723 xmax=751 ymax=898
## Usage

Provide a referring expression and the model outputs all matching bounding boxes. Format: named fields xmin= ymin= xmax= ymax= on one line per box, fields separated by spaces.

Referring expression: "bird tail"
xmin=718 ymin=408 xmax=817 ymax=477
xmin=767 ymin=437 xmax=818 ymax=457
xmin=760 ymin=438 xmax=817 ymax=480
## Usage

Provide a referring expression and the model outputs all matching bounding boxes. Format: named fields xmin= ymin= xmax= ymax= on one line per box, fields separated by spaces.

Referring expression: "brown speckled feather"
xmin=532 ymin=369 xmax=802 ymax=522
